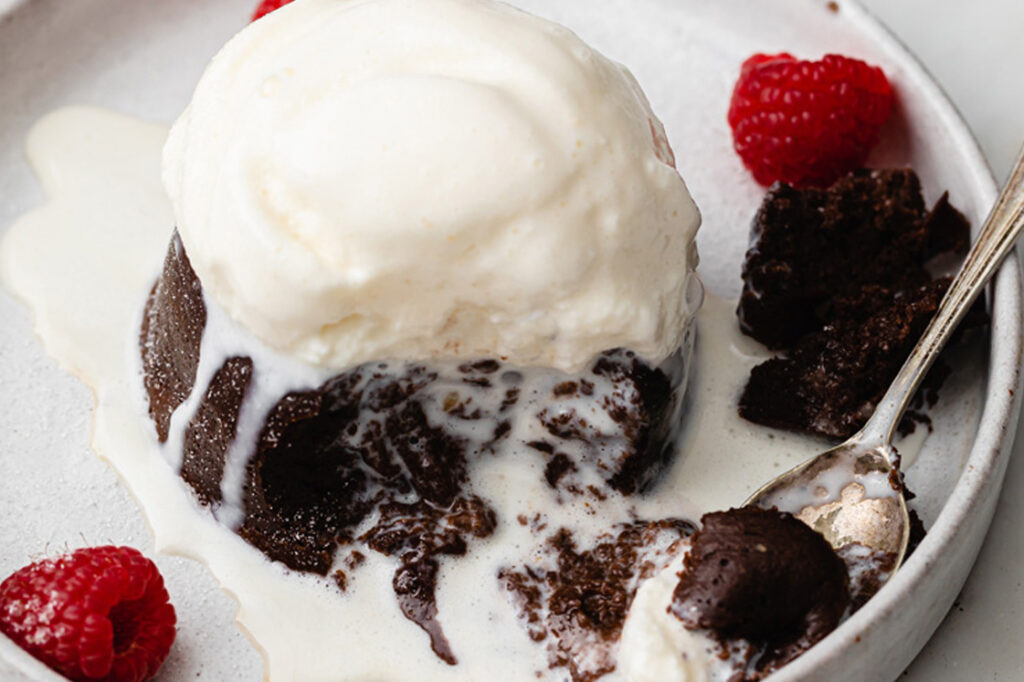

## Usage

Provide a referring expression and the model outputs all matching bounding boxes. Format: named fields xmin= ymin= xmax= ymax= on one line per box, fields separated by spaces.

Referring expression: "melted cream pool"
xmin=0 ymin=107 xmax=918 ymax=682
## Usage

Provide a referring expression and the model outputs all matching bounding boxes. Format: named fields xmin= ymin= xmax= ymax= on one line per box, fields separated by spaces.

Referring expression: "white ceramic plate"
xmin=0 ymin=0 xmax=1020 ymax=680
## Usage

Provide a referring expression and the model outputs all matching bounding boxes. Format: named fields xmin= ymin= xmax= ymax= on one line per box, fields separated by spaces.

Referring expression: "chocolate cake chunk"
xmin=534 ymin=348 xmax=685 ymax=496
xmin=500 ymin=519 xmax=693 ymax=682
xmin=140 ymin=232 xmax=206 ymax=441
xmin=181 ymin=356 xmax=253 ymax=504
xmin=737 ymin=169 xmax=981 ymax=439
xmin=738 ymin=169 xmax=969 ymax=349
xmin=237 ymin=387 xmax=358 ymax=574
xmin=670 ymin=507 xmax=850 ymax=677
xmin=740 ymin=279 xmax=951 ymax=438
xmin=591 ymin=350 xmax=680 ymax=494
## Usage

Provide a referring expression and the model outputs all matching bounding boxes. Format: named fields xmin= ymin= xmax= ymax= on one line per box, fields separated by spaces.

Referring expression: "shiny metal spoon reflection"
xmin=746 ymin=145 xmax=1024 ymax=573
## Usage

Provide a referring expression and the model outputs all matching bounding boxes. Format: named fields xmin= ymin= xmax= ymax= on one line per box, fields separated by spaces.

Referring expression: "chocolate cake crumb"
xmin=553 ymin=381 xmax=578 ymax=397
xmin=907 ymin=507 xmax=927 ymax=556
xmin=544 ymin=453 xmax=578 ymax=488
xmin=344 ymin=550 xmax=366 ymax=571
xmin=459 ymin=359 xmax=500 ymax=374
xmin=670 ymin=507 xmax=849 ymax=677
xmin=836 ymin=543 xmax=898 ymax=611
xmin=500 ymin=519 xmax=693 ymax=682
xmin=140 ymin=232 xmax=206 ymax=441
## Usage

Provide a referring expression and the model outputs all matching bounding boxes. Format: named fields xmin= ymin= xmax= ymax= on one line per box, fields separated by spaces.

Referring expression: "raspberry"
xmin=251 ymin=0 xmax=295 ymax=21
xmin=727 ymin=53 xmax=892 ymax=187
xmin=0 ymin=546 xmax=176 ymax=682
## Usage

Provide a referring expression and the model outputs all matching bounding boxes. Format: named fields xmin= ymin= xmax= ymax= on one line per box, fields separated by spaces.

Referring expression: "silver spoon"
xmin=746 ymin=147 xmax=1024 ymax=572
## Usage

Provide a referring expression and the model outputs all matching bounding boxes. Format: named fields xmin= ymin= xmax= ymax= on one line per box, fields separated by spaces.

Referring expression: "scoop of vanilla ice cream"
xmin=163 ymin=0 xmax=700 ymax=373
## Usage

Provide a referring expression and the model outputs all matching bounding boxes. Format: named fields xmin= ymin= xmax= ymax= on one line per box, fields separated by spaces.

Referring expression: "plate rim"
xmin=0 ymin=0 xmax=1019 ymax=680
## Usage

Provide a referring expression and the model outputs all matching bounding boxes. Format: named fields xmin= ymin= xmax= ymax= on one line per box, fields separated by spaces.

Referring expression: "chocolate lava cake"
xmin=136 ymin=170 xmax=962 ymax=680
xmin=737 ymin=168 xmax=984 ymax=439
xmin=139 ymin=233 xmax=692 ymax=664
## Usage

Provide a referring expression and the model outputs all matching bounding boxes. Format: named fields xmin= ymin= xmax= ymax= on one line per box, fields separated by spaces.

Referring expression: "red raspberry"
xmin=252 ymin=0 xmax=296 ymax=22
xmin=727 ymin=53 xmax=892 ymax=187
xmin=0 ymin=546 xmax=176 ymax=682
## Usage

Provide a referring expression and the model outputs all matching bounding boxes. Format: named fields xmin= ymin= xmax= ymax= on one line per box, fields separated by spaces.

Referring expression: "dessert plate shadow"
xmin=0 ymin=0 xmax=1019 ymax=680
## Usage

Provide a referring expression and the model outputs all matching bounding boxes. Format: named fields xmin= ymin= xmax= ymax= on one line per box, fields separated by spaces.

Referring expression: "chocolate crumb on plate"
xmin=500 ymin=519 xmax=694 ymax=682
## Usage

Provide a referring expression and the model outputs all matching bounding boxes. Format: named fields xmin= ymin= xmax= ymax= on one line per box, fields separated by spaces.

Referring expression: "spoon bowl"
xmin=747 ymin=439 xmax=908 ymax=563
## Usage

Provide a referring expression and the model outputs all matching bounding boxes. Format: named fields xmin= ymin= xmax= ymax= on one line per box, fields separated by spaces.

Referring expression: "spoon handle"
xmin=859 ymin=146 xmax=1024 ymax=448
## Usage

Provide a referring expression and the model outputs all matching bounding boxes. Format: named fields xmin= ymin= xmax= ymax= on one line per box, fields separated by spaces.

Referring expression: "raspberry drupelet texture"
xmin=728 ymin=53 xmax=893 ymax=187
xmin=0 ymin=546 xmax=176 ymax=682
xmin=252 ymin=0 xmax=295 ymax=21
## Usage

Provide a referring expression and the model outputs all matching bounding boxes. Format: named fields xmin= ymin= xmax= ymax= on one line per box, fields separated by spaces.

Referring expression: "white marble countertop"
xmin=858 ymin=0 xmax=1024 ymax=679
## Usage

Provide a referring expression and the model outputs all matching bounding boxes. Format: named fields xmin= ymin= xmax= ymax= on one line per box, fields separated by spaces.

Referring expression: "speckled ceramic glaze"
xmin=0 ymin=1 xmax=1019 ymax=681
